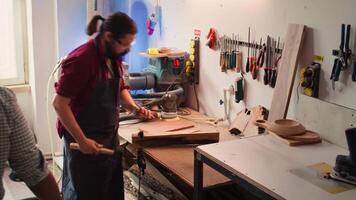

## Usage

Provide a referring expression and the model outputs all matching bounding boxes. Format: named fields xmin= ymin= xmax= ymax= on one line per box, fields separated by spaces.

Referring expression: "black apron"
xmin=62 ymin=41 xmax=123 ymax=200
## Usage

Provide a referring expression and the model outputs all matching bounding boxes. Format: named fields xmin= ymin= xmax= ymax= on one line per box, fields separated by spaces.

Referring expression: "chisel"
xmin=264 ymin=36 xmax=271 ymax=85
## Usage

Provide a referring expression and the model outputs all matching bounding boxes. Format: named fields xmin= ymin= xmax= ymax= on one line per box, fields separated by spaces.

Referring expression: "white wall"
xmin=128 ymin=0 xmax=356 ymax=117
xmin=57 ymin=0 xmax=87 ymax=58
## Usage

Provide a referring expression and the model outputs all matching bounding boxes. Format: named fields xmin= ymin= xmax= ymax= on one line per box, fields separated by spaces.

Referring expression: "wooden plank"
xmin=144 ymin=146 xmax=230 ymax=188
xmin=132 ymin=130 xmax=219 ymax=146
xmin=269 ymin=24 xmax=305 ymax=122
xmin=139 ymin=118 xmax=195 ymax=133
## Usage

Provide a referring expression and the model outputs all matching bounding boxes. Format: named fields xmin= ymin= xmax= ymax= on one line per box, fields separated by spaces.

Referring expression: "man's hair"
xmin=86 ymin=12 xmax=137 ymax=39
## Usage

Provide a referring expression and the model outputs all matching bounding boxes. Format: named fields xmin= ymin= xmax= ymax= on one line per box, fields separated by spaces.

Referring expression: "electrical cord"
xmin=193 ymin=83 xmax=199 ymax=111
xmin=46 ymin=58 xmax=65 ymax=180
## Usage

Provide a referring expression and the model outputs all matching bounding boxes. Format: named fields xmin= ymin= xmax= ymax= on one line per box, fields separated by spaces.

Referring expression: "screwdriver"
xmin=264 ymin=36 xmax=271 ymax=85
xmin=230 ymin=34 xmax=236 ymax=70
xmin=246 ymin=27 xmax=250 ymax=73
xmin=236 ymin=35 xmax=242 ymax=73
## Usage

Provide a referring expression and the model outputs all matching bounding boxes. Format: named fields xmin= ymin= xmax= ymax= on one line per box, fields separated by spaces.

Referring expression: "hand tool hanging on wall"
xmin=236 ymin=35 xmax=243 ymax=73
xmin=252 ymin=39 xmax=262 ymax=80
xmin=230 ymin=34 xmax=237 ymax=70
xmin=300 ymin=62 xmax=321 ymax=97
xmin=270 ymin=37 xmax=280 ymax=88
xmin=250 ymin=41 xmax=256 ymax=79
xmin=256 ymin=41 xmax=266 ymax=80
xmin=268 ymin=38 xmax=276 ymax=85
xmin=227 ymin=37 xmax=232 ymax=70
xmin=264 ymin=36 xmax=271 ymax=85
xmin=330 ymin=24 xmax=352 ymax=81
xmin=246 ymin=27 xmax=251 ymax=73
xmin=223 ymin=37 xmax=229 ymax=71
xmin=220 ymin=36 xmax=227 ymax=72
xmin=226 ymin=37 xmax=230 ymax=69
xmin=206 ymin=28 xmax=217 ymax=49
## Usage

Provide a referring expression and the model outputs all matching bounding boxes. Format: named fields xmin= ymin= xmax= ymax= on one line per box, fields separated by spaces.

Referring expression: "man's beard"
xmin=104 ymin=40 xmax=130 ymax=59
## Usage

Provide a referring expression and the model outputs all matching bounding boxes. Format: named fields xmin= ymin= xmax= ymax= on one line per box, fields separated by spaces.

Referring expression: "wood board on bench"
xmin=139 ymin=118 xmax=195 ymax=133
xmin=134 ymin=118 xmax=220 ymax=146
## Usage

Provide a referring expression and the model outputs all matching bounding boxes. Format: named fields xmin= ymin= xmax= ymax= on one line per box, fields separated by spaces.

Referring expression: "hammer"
xmin=69 ymin=142 xmax=146 ymax=174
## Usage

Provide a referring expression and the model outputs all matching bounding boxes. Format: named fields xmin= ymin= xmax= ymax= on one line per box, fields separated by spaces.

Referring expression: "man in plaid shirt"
xmin=0 ymin=86 xmax=61 ymax=200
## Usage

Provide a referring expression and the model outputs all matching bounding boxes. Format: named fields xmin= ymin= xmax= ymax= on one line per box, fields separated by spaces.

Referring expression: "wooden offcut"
xmin=268 ymin=24 xmax=305 ymax=122
xmin=132 ymin=130 xmax=220 ymax=146
xmin=139 ymin=118 xmax=195 ymax=133
xmin=270 ymin=131 xmax=321 ymax=146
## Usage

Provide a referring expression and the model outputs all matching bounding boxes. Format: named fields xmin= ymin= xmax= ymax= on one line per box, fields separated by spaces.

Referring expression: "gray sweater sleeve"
xmin=0 ymin=87 xmax=49 ymax=192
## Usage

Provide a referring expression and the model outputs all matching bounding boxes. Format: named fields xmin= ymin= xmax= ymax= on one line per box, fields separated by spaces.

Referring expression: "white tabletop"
xmin=196 ymin=134 xmax=355 ymax=200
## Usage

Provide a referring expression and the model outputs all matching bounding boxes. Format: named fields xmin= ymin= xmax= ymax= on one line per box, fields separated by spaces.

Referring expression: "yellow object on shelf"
xmin=147 ymin=48 xmax=159 ymax=55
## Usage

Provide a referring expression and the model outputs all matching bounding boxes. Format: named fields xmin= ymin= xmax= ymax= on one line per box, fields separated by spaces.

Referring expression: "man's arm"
xmin=120 ymin=89 xmax=155 ymax=119
xmin=52 ymin=94 xmax=102 ymax=154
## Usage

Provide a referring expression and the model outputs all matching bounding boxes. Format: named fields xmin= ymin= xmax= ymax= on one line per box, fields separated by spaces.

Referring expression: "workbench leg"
xmin=194 ymin=150 xmax=203 ymax=200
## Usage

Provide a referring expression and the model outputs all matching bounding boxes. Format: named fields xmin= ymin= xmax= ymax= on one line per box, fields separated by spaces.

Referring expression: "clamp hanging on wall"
xmin=330 ymin=24 xmax=352 ymax=81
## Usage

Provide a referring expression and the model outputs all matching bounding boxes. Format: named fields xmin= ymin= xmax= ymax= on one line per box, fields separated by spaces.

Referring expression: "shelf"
xmin=139 ymin=51 xmax=186 ymax=59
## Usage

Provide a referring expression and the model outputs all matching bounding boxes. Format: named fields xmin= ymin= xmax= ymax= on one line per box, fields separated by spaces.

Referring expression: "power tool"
xmin=329 ymin=127 xmax=356 ymax=185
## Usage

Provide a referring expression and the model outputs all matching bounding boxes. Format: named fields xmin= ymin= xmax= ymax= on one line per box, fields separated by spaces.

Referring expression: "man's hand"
xmin=136 ymin=106 xmax=156 ymax=119
xmin=77 ymin=138 xmax=103 ymax=154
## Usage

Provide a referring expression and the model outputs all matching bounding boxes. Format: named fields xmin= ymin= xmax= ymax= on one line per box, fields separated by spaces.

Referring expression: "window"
xmin=0 ymin=0 xmax=27 ymax=86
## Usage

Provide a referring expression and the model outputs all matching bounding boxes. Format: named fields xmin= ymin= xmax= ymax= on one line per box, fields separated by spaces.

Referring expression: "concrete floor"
xmin=2 ymin=158 xmax=185 ymax=200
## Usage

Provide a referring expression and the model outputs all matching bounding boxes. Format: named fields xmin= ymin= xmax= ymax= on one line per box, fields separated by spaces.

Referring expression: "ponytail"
xmin=86 ymin=15 xmax=105 ymax=36
xmin=86 ymin=12 xmax=137 ymax=39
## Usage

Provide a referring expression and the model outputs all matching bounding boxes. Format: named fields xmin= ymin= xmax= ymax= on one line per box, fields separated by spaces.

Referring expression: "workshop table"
xmin=119 ymin=108 xmax=238 ymax=198
xmin=194 ymin=134 xmax=356 ymax=200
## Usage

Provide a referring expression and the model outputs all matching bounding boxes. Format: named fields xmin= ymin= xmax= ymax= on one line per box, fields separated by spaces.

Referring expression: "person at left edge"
xmin=53 ymin=12 xmax=156 ymax=200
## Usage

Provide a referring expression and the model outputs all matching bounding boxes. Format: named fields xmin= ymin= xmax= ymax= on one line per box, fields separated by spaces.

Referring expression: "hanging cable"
xmin=46 ymin=58 xmax=65 ymax=179
xmin=193 ymin=83 xmax=199 ymax=111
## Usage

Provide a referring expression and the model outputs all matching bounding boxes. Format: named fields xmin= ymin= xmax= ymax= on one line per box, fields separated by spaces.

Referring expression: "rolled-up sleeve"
xmin=55 ymin=57 xmax=92 ymax=99
xmin=117 ymin=60 xmax=129 ymax=91
xmin=1 ymin=88 xmax=49 ymax=187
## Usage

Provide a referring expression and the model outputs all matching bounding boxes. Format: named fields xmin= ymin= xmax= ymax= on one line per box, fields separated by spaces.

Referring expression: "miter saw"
xmin=328 ymin=127 xmax=356 ymax=185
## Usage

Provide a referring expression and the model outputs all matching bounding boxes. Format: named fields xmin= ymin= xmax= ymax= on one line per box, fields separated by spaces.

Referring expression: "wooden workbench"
xmin=118 ymin=108 xmax=238 ymax=197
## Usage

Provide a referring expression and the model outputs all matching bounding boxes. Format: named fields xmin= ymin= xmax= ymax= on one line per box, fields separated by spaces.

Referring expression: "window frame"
xmin=0 ymin=0 xmax=28 ymax=86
